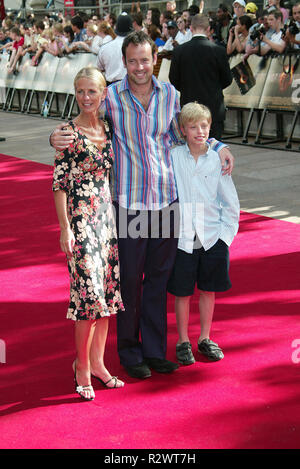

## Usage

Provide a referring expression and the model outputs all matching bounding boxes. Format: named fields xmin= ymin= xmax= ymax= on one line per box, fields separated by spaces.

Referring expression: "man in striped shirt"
xmin=50 ymin=31 xmax=234 ymax=380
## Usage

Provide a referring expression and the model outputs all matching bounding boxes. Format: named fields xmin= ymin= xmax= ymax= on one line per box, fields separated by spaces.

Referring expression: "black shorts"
xmin=167 ymin=239 xmax=232 ymax=296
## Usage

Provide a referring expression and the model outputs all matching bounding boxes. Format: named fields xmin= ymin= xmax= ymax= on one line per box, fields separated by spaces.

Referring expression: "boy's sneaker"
xmin=198 ymin=339 xmax=224 ymax=361
xmin=176 ymin=342 xmax=196 ymax=365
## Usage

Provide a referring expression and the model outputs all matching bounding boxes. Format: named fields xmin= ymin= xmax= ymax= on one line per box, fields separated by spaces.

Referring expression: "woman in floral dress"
xmin=52 ymin=67 xmax=124 ymax=401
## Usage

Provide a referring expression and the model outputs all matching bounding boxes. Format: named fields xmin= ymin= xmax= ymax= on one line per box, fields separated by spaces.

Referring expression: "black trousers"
xmin=209 ymin=121 xmax=224 ymax=141
xmin=114 ymin=200 xmax=179 ymax=367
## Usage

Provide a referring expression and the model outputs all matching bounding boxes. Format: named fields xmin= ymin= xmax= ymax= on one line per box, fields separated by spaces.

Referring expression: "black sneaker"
xmin=144 ymin=358 xmax=179 ymax=373
xmin=176 ymin=342 xmax=196 ymax=365
xmin=198 ymin=339 xmax=224 ymax=361
xmin=124 ymin=362 xmax=152 ymax=379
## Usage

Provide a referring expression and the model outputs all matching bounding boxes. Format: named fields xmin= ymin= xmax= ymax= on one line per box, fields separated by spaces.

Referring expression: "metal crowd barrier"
xmin=1 ymin=50 xmax=300 ymax=150
xmin=223 ymin=51 xmax=300 ymax=151
xmin=0 ymin=51 xmax=97 ymax=119
xmin=0 ymin=50 xmax=171 ymax=117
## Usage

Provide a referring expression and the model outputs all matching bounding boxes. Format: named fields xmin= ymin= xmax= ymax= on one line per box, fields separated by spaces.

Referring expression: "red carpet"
xmin=1 ymin=153 xmax=300 ymax=449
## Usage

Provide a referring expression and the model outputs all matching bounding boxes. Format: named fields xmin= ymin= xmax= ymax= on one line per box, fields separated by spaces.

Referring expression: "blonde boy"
xmin=167 ymin=102 xmax=240 ymax=364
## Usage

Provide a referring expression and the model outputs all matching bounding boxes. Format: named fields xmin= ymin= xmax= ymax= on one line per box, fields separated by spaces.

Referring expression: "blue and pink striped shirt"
xmin=104 ymin=75 xmax=225 ymax=210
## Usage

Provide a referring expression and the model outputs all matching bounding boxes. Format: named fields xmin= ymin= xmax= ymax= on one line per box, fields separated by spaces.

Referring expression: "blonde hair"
xmin=42 ymin=28 xmax=54 ymax=41
xmin=87 ymin=23 xmax=98 ymax=35
xmin=74 ymin=67 xmax=106 ymax=91
xmin=179 ymin=102 xmax=212 ymax=128
xmin=53 ymin=22 xmax=64 ymax=35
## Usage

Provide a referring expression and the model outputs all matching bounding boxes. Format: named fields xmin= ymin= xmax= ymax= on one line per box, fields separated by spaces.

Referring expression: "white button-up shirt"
xmin=97 ymin=35 xmax=127 ymax=83
xmin=171 ymin=143 xmax=240 ymax=253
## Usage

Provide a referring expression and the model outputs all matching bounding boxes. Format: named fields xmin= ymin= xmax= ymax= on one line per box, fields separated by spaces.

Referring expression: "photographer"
xmin=260 ymin=9 xmax=286 ymax=55
xmin=227 ymin=14 xmax=253 ymax=55
xmin=284 ymin=3 xmax=300 ymax=49
xmin=243 ymin=10 xmax=274 ymax=60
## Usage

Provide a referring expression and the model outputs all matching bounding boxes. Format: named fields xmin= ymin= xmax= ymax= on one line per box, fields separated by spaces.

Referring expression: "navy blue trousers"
xmin=114 ymin=201 xmax=179 ymax=367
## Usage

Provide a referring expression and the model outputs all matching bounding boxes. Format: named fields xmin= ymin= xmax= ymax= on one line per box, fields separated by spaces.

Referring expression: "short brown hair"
xmin=191 ymin=14 xmax=210 ymax=31
xmin=10 ymin=26 xmax=21 ymax=36
xmin=122 ymin=30 xmax=156 ymax=62
xmin=268 ymin=9 xmax=283 ymax=21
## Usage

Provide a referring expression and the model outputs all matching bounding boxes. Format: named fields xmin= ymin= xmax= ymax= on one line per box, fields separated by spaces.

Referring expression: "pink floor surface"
xmin=1 ymin=154 xmax=300 ymax=449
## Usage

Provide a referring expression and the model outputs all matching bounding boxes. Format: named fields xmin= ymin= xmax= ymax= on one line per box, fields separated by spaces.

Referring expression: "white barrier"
xmin=0 ymin=51 xmax=98 ymax=115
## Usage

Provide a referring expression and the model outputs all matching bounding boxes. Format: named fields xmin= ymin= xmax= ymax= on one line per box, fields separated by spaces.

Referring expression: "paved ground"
xmin=1 ymin=111 xmax=300 ymax=223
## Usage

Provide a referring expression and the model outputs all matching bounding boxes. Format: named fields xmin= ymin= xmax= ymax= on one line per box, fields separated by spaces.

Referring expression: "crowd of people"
xmin=0 ymin=1 xmax=299 ymax=75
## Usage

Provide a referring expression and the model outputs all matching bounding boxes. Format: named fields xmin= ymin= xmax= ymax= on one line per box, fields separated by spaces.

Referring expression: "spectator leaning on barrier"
xmin=29 ymin=20 xmax=47 ymax=58
xmin=31 ymin=27 xmax=50 ymax=66
xmin=33 ymin=20 xmax=45 ymax=45
xmin=71 ymin=23 xmax=102 ymax=54
xmin=285 ymin=2 xmax=300 ymax=49
xmin=63 ymin=24 xmax=74 ymax=49
xmin=97 ymin=13 xmax=133 ymax=86
xmin=243 ymin=9 xmax=274 ymax=60
xmin=5 ymin=26 xmax=24 ymax=74
xmin=43 ymin=26 xmax=68 ymax=57
xmin=227 ymin=13 xmax=253 ymax=55
xmin=260 ymin=9 xmax=286 ymax=55
xmin=52 ymin=22 xmax=68 ymax=55
xmin=16 ymin=23 xmax=36 ymax=58
xmin=9 ymin=23 xmax=36 ymax=71
xmin=158 ymin=20 xmax=179 ymax=58
xmin=71 ymin=15 xmax=87 ymax=43
xmin=20 ymin=23 xmax=32 ymax=49
xmin=175 ymin=16 xmax=190 ymax=44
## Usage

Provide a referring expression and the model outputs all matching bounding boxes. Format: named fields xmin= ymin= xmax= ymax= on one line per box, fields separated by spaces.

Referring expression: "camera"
xmin=281 ymin=19 xmax=300 ymax=36
xmin=288 ymin=20 xmax=300 ymax=36
xmin=250 ymin=24 xmax=266 ymax=41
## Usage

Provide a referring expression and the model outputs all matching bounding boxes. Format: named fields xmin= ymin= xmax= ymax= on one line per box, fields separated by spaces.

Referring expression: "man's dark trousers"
xmin=114 ymin=200 xmax=179 ymax=367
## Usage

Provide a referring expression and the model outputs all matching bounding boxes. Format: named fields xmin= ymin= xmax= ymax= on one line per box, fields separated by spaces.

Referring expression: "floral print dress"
xmin=52 ymin=120 xmax=124 ymax=321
